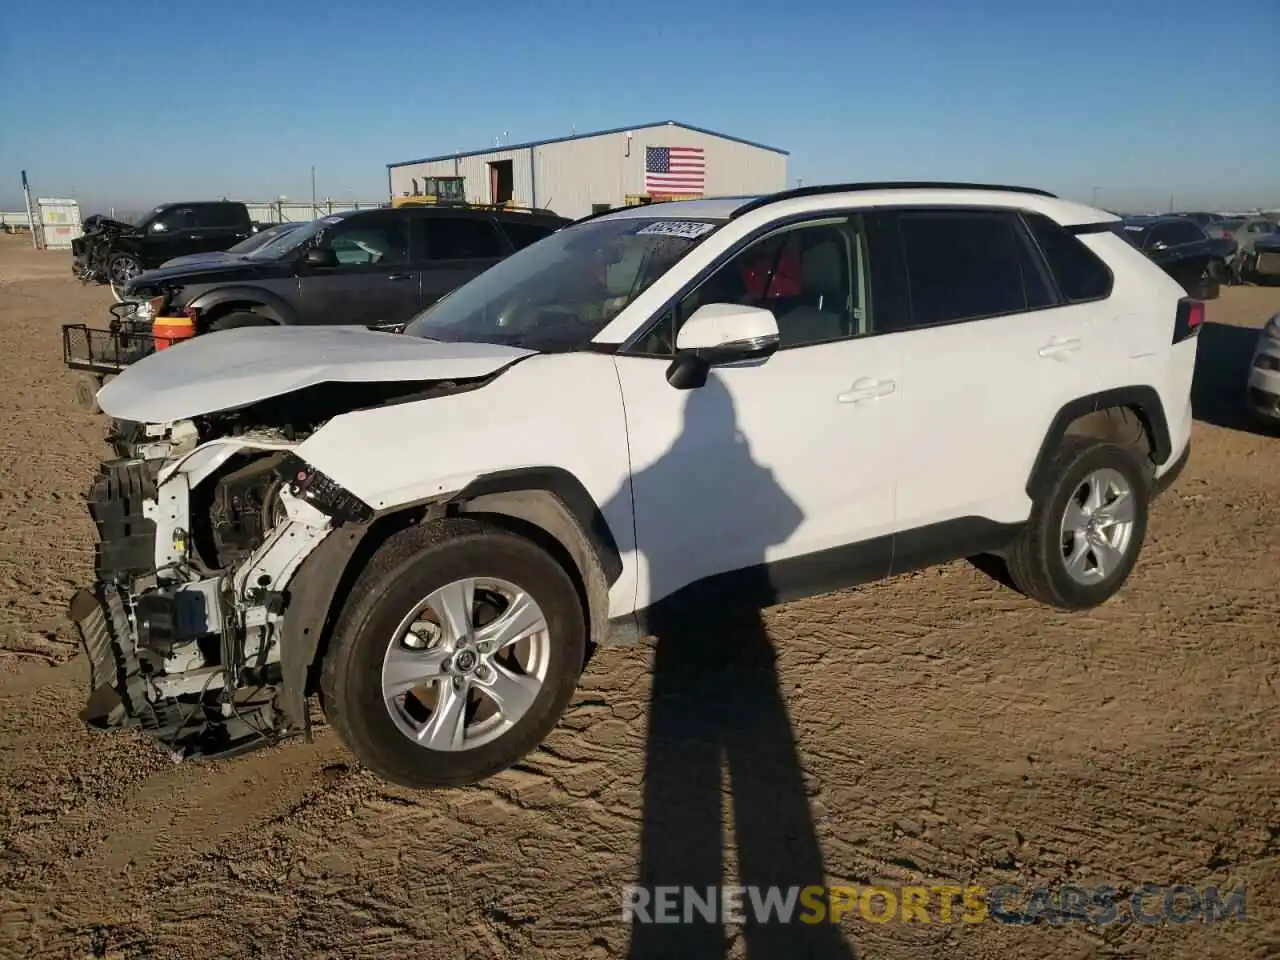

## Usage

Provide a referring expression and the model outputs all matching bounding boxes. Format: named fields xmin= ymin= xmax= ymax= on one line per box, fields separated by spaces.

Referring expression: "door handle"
xmin=837 ymin=377 xmax=897 ymax=404
xmin=1038 ymin=337 xmax=1082 ymax=360
xmin=386 ymin=273 xmax=413 ymax=281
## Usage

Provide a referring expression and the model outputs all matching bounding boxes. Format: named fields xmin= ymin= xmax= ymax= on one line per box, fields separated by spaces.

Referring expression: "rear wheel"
xmin=320 ymin=518 xmax=587 ymax=789
xmin=1006 ymin=437 xmax=1149 ymax=610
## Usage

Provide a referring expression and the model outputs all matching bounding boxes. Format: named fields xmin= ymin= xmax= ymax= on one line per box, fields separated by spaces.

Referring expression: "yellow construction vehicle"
xmin=393 ymin=176 xmax=468 ymax=207
xmin=393 ymin=176 xmax=557 ymax=216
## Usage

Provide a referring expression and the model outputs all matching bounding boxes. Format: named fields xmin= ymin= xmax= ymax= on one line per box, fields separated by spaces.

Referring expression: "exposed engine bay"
xmin=69 ymin=376 xmax=485 ymax=761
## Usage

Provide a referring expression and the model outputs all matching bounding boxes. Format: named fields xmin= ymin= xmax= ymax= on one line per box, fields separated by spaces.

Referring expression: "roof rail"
xmin=570 ymin=205 xmax=627 ymax=226
xmin=729 ymin=181 xmax=1058 ymax=220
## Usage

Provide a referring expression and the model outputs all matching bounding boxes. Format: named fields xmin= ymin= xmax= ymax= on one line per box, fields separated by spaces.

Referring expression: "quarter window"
xmin=1023 ymin=212 xmax=1113 ymax=302
xmin=896 ymin=210 xmax=1052 ymax=328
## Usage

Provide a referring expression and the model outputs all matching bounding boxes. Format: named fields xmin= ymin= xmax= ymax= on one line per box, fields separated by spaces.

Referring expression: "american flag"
xmin=645 ymin=146 xmax=705 ymax=196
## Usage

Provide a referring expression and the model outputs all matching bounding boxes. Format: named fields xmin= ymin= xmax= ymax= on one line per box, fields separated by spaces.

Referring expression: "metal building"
xmin=386 ymin=120 xmax=788 ymax=220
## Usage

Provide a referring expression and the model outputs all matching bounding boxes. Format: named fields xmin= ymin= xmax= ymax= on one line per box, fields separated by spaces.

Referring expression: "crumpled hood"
xmin=96 ymin=325 xmax=535 ymax=422
xmin=84 ymin=214 xmax=138 ymax=234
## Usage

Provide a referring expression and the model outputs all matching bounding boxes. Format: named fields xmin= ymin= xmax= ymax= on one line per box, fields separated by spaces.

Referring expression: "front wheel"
xmin=1005 ymin=437 xmax=1150 ymax=610
xmin=107 ymin=252 xmax=141 ymax=287
xmin=320 ymin=518 xmax=586 ymax=789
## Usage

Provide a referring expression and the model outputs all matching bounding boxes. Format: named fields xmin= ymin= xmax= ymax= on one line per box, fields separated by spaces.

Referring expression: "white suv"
xmin=71 ymin=183 xmax=1201 ymax=789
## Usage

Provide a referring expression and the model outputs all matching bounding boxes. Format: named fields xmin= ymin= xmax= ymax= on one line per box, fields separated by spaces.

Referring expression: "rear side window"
xmin=1023 ymin=212 xmax=1113 ymax=303
xmin=195 ymin=203 xmax=244 ymax=228
xmin=420 ymin=216 xmax=506 ymax=259
xmin=896 ymin=210 xmax=1052 ymax=327
xmin=501 ymin=219 xmax=558 ymax=251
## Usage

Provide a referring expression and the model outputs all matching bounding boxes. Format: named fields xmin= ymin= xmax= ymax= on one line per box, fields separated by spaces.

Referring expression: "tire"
xmin=207 ymin=311 xmax=274 ymax=333
xmin=107 ymin=252 xmax=141 ymax=286
xmin=1005 ymin=437 xmax=1149 ymax=610
xmin=320 ymin=517 xmax=586 ymax=789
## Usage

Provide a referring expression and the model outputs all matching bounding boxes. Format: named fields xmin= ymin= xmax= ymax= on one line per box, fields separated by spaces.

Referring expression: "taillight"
xmin=1173 ymin=298 xmax=1204 ymax=343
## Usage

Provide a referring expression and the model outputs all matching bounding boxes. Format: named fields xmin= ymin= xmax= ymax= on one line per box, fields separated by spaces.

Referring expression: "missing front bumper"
xmin=67 ymin=581 xmax=290 ymax=760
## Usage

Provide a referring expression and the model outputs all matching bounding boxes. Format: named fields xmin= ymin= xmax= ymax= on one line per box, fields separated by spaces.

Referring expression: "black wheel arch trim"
xmin=278 ymin=466 xmax=623 ymax=727
xmin=1026 ymin=386 xmax=1172 ymax=501
xmin=187 ymin=286 xmax=292 ymax=325
xmin=279 ymin=524 xmax=368 ymax=730
xmin=452 ymin=466 xmax=624 ymax=586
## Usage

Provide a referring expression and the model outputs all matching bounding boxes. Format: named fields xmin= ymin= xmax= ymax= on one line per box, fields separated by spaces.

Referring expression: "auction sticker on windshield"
xmin=636 ymin=221 xmax=717 ymax=240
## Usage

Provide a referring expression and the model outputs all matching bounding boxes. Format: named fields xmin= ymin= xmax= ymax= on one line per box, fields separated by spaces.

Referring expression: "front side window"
xmin=897 ymin=210 xmax=1051 ymax=327
xmin=404 ymin=216 xmax=717 ymax=352
xmin=1146 ymin=223 xmax=1181 ymax=248
xmin=320 ymin=212 xmax=409 ymax=265
xmin=668 ymin=218 xmax=867 ymax=351
xmin=152 ymin=207 xmax=196 ymax=232
xmin=1168 ymin=221 xmax=1206 ymax=244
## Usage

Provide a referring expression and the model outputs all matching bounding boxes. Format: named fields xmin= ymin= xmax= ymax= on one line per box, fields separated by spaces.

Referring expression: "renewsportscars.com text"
xmin=622 ymin=883 xmax=1247 ymax=926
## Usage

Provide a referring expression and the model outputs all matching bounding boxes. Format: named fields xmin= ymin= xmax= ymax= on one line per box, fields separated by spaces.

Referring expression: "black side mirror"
xmin=303 ymin=247 xmax=338 ymax=268
xmin=665 ymin=352 xmax=711 ymax=390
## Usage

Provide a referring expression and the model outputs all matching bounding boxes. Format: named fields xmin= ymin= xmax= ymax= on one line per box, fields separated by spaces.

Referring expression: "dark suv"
xmin=73 ymin=201 xmax=253 ymax=286
xmin=120 ymin=205 xmax=570 ymax=332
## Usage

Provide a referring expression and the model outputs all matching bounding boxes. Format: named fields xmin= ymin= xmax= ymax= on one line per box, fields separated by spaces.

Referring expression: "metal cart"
xmin=62 ymin=303 xmax=158 ymax=413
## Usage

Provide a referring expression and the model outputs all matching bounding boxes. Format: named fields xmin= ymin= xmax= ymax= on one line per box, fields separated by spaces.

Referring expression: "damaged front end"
xmin=67 ymin=424 xmax=362 ymax=760
xmin=65 ymin=323 xmax=533 ymax=762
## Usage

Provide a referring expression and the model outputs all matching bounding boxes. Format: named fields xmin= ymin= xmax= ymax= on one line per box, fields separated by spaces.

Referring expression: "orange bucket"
xmin=152 ymin=314 xmax=197 ymax=351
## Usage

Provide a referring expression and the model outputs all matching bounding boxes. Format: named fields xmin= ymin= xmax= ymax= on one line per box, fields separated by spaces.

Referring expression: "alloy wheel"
xmin=380 ymin=577 xmax=551 ymax=751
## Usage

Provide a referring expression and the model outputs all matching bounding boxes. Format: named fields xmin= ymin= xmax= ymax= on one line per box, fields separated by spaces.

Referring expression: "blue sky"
xmin=1 ymin=0 xmax=1276 ymax=215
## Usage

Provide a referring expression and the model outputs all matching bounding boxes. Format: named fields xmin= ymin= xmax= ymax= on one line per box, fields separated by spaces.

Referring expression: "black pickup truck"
xmin=72 ymin=200 xmax=254 ymax=289
xmin=1117 ymin=215 xmax=1235 ymax=299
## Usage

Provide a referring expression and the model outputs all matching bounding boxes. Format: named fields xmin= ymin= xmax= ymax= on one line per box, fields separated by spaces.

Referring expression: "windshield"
xmin=1120 ymin=223 xmax=1149 ymax=247
xmin=227 ymin=222 xmax=299 ymax=254
xmin=244 ymin=217 xmax=325 ymax=260
xmin=131 ymin=205 xmax=165 ymax=227
xmin=403 ymin=216 xmax=719 ymax=351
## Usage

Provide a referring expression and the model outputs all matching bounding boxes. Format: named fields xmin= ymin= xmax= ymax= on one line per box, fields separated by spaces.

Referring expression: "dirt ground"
xmin=0 ymin=233 xmax=1275 ymax=960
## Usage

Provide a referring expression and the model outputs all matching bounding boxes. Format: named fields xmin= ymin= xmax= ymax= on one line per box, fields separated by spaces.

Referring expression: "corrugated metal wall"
xmin=389 ymin=123 xmax=788 ymax=219
xmin=534 ymin=124 xmax=787 ymax=218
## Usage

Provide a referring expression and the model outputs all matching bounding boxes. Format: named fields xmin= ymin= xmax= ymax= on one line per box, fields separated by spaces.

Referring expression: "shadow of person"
xmin=603 ymin=372 xmax=857 ymax=959
xmin=1192 ymin=321 xmax=1280 ymax=436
